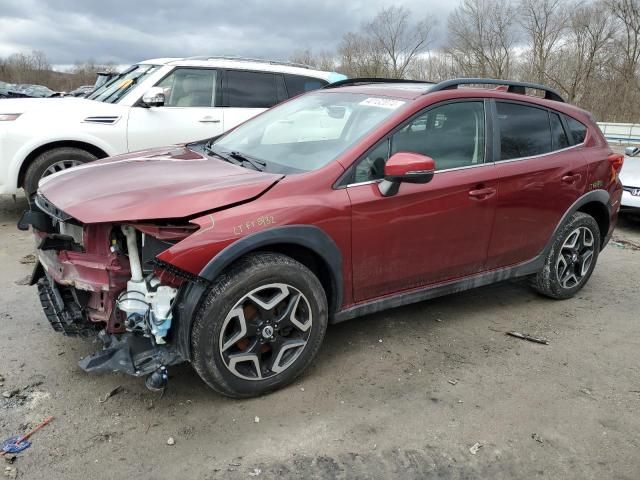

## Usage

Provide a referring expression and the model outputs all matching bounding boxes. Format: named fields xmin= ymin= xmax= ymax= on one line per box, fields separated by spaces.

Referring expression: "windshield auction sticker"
xmin=359 ymin=98 xmax=405 ymax=109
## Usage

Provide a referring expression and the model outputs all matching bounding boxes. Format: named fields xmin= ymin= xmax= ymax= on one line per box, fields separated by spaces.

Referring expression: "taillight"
xmin=608 ymin=153 xmax=624 ymax=173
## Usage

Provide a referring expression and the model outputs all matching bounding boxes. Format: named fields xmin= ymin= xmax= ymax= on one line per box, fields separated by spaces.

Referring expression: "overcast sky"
xmin=0 ymin=0 xmax=456 ymax=69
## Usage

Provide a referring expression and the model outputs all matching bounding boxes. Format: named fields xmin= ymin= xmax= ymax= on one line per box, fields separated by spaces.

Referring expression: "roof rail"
xmin=427 ymin=78 xmax=565 ymax=102
xmin=323 ymin=78 xmax=435 ymax=89
xmin=183 ymin=55 xmax=311 ymax=69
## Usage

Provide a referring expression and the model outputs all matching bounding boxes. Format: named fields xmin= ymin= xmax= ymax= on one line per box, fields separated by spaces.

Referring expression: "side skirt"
xmin=332 ymin=256 xmax=543 ymax=324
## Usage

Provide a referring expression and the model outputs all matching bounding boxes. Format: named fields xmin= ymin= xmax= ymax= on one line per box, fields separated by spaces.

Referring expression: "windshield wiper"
xmin=228 ymin=151 xmax=266 ymax=171
xmin=205 ymin=146 xmax=266 ymax=172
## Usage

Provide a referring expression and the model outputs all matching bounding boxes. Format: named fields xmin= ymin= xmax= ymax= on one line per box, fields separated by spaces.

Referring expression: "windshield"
xmin=212 ymin=92 xmax=407 ymax=174
xmin=87 ymin=64 xmax=159 ymax=104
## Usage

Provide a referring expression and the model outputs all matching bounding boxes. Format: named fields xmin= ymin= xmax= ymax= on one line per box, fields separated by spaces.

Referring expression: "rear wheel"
xmin=191 ymin=253 xmax=328 ymax=398
xmin=24 ymin=147 xmax=97 ymax=196
xmin=530 ymin=212 xmax=600 ymax=299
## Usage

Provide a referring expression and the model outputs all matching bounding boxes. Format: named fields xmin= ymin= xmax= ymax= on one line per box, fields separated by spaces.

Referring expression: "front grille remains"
xmin=37 ymin=276 xmax=96 ymax=336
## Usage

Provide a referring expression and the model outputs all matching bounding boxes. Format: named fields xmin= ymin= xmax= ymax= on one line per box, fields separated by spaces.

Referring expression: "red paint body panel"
xmin=38 ymin=146 xmax=282 ymax=223
xmin=347 ymin=166 xmax=498 ymax=301
xmin=157 ymin=161 xmax=355 ymax=305
xmin=485 ymin=147 xmax=588 ymax=268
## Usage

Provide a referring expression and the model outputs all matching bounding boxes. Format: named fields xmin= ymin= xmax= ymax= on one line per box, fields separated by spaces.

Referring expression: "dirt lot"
xmin=1 ymin=193 xmax=639 ymax=480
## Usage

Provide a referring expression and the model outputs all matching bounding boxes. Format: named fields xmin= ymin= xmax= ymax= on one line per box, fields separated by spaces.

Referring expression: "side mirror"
xmin=379 ymin=152 xmax=435 ymax=197
xmin=141 ymin=87 xmax=165 ymax=108
xmin=625 ymin=146 xmax=640 ymax=157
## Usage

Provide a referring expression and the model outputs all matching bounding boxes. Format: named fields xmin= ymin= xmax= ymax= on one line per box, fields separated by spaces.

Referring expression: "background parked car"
xmin=0 ymin=56 xmax=346 ymax=196
xmin=620 ymin=145 xmax=640 ymax=216
xmin=67 ymin=85 xmax=95 ymax=97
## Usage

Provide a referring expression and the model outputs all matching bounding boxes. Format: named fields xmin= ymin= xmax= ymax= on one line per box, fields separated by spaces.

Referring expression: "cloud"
xmin=0 ymin=0 xmax=455 ymax=66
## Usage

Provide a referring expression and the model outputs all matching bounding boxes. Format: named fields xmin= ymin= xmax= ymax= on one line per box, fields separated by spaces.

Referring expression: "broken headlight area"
xmin=22 ymin=199 xmax=201 ymax=389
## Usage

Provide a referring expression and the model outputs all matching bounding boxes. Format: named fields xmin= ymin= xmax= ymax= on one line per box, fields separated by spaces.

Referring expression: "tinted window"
xmin=156 ymin=68 xmax=217 ymax=107
xmin=497 ymin=102 xmax=552 ymax=160
xmin=565 ymin=116 xmax=587 ymax=144
xmin=352 ymin=101 xmax=485 ymax=183
xmin=226 ymin=70 xmax=278 ymax=108
xmin=284 ymin=74 xmax=328 ymax=97
xmin=550 ymin=113 xmax=570 ymax=150
xmin=391 ymin=101 xmax=485 ymax=171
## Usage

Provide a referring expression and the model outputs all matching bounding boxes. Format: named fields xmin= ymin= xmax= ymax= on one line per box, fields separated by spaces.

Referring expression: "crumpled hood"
xmin=620 ymin=156 xmax=640 ymax=188
xmin=38 ymin=145 xmax=283 ymax=223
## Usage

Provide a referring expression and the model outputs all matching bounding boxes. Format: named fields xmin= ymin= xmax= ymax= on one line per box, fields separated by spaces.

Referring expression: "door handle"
xmin=468 ymin=187 xmax=496 ymax=199
xmin=199 ymin=117 xmax=220 ymax=123
xmin=562 ymin=173 xmax=581 ymax=184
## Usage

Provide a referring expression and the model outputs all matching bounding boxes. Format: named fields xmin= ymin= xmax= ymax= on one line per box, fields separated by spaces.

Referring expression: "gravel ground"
xmin=0 ymin=193 xmax=639 ymax=480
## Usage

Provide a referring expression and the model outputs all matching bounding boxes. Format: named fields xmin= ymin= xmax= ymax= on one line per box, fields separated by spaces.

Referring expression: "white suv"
xmin=0 ymin=56 xmax=346 ymax=195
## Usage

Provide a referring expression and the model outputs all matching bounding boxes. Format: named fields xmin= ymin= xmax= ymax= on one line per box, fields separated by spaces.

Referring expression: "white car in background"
xmin=0 ymin=56 xmax=346 ymax=195
xmin=620 ymin=146 xmax=640 ymax=214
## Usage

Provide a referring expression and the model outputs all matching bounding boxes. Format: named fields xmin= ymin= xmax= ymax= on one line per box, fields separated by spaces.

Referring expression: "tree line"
xmin=291 ymin=0 xmax=640 ymax=123
xmin=0 ymin=51 xmax=117 ymax=92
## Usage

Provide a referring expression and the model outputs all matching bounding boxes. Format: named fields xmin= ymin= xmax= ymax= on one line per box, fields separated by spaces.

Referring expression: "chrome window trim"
xmin=495 ymin=142 xmax=584 ymax=164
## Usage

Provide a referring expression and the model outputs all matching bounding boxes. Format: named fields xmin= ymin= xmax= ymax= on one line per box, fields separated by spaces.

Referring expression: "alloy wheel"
xmin=219 ymin=283 xmax=313 ymax=380
xmin=42 ymin=159 xmax=83 ymax=178
xmin=555 ymin=226 xmax=595 ymax=289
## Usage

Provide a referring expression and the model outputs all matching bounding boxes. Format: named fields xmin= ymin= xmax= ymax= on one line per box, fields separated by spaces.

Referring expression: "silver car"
xmin=621 ymin=146 xmax=640 ymax=213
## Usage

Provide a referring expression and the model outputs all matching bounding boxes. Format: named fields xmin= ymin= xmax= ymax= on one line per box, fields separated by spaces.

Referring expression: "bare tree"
xmin=406 ymin=52 xmax=461 ymax=81
xmin=606 ymin=0 xmax=640 ymax=83
xmin=367 ymin=6 xmax=436 ymax=78
xmin=338 ymin=32 xmax=390 ymax=77
xmin=518 ymin=0 xmax=567 ymax=83
xmin=289 ymin=48 xmax=338 ymax=71
xmin=545 ymin=1 xmax=615 ymax=103
xmin=337 ymin=6 xmax=436 ymax=78
xmin=447 ymin=0 xmax=518 ymax=78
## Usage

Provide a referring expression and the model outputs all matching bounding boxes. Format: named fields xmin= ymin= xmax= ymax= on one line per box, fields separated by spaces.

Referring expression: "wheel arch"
xmin=173 ymin=226 xmax=343 ymax=361
xmin=543 ymin=190 xmax=611 ymax=256
xmin=17 ymin=140 xmax=109 ymax=188
xmin=199 ymin=225 xmax=343 ymax=313
xmin=576 ymin=201 xmax=609 ymax=247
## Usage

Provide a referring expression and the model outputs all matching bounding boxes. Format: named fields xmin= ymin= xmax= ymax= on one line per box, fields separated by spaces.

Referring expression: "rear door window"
xmin=496 ymin=102 xmax=552 ymax=160
xmin=284 ymin=74 xmax=328 ymax=97
xmin=565 ymin=116 xmax=588 ymax=144
xmin=225 ymin=70 xmax=278 ymax=108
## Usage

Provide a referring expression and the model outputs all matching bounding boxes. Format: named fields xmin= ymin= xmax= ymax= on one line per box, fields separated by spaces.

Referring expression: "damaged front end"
xmin=19 ymin=194 xmax=202 ymax=390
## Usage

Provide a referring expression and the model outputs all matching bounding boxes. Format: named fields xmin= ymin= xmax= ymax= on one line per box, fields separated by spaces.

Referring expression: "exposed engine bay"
xmin=20 ymin=194 xmax=198 ymax=390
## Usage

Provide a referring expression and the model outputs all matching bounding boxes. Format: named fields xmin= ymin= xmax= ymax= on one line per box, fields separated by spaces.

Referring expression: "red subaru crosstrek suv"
xmin=19 ymin=78 xmax=624 ymax=397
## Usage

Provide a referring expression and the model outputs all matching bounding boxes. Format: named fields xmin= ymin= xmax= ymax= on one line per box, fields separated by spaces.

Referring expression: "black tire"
xmin=530 ymin=212 xmax=601 ymax=299
xmin=191 ymin=253 xmax=328 ymax=398
xmin=24 ymin=147 xmax=97 ymax=196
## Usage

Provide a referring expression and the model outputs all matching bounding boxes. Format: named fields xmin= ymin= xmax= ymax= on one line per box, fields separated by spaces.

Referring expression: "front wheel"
xmin=191 ymin=253 xmax=328 ymax=398
xmin=530 ymin=212 xmax=601 ymax=299
xmin=24 ymin=147 xmax=97 ymax=196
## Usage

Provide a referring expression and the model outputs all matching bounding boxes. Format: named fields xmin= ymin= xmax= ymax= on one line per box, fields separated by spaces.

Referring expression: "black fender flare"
xmin=541 ymin=189 xmax=611 ymax=258
xmin=173 ymin=225 xmax=343 ymax=361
